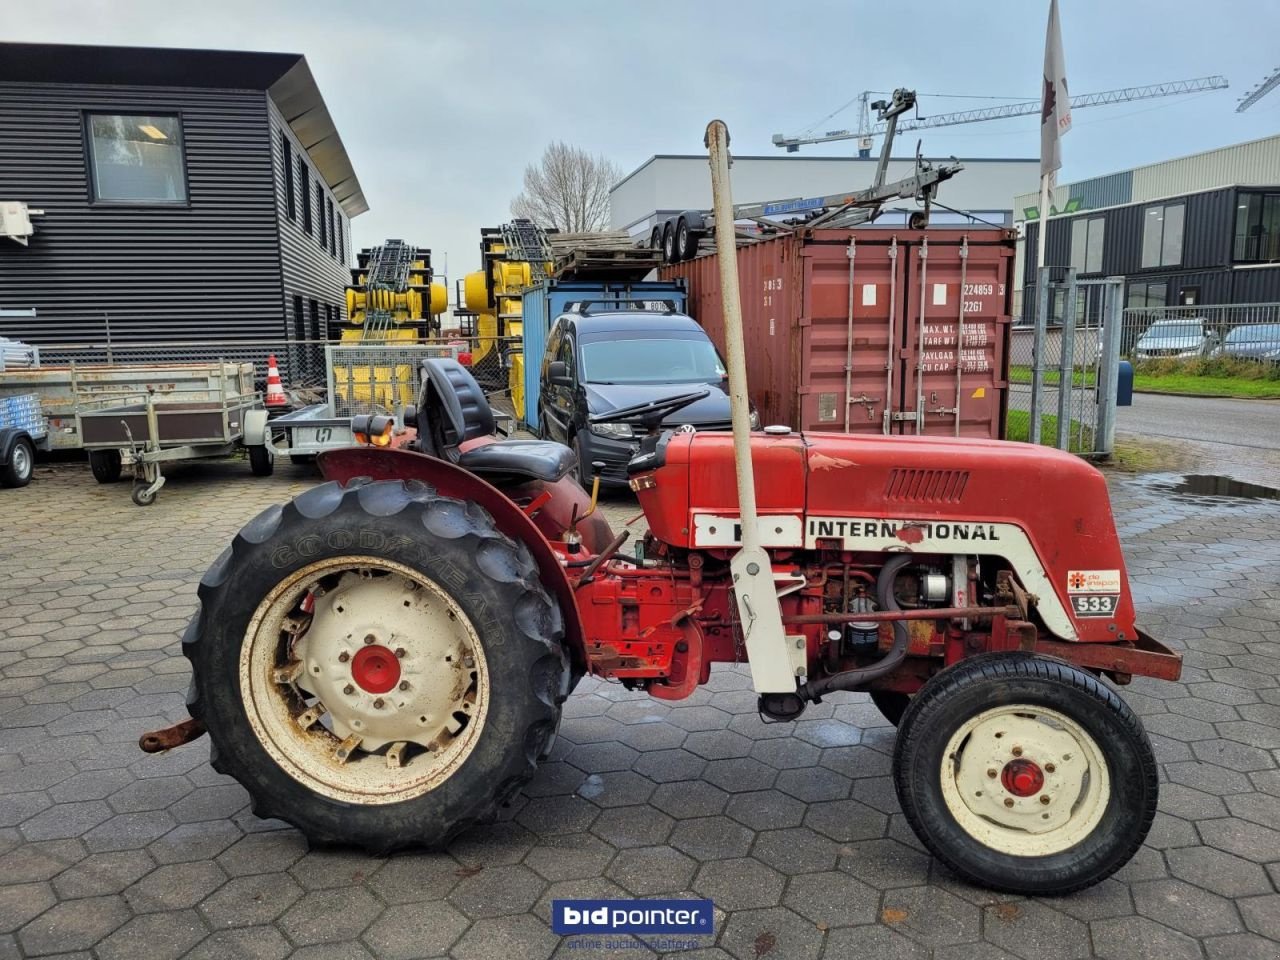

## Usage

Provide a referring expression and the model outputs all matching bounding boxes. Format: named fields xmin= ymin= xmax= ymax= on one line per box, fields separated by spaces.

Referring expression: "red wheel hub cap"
xmin=351 ymin=645 xmax=401 ymax=694
xmin=1000 ymin=758 xmax=1045 ymax=797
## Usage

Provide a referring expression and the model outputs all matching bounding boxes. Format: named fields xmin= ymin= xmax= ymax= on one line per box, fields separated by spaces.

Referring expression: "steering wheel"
xmin=589 ymin=389 xmax=710 ymax=434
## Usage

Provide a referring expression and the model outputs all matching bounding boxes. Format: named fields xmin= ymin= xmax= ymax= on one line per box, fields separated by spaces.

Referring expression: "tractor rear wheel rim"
xmin=240 ymin=556 xmax=490 ymax=804
xmin=940 ymin=704 xmax=1109 ymax=857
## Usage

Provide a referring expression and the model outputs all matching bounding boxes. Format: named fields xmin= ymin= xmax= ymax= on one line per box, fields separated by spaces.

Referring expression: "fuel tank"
xmin=633 ymin=430 xmax=1135 ymax=644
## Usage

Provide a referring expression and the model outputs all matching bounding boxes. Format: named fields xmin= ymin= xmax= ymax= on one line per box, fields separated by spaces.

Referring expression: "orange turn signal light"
xmin=351 ymin=414 xmax=394 ymax=447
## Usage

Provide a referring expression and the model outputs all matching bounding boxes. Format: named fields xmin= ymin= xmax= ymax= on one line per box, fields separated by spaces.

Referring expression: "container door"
xmin=898 ymin=235 xmax=1012 ymax=439
xmin=796 ymin=237 xmax=902 ymax=434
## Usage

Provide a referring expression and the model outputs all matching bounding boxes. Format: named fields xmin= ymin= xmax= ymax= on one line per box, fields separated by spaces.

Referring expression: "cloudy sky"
xmin=6 ymin=0 xmax=1278 ymax=290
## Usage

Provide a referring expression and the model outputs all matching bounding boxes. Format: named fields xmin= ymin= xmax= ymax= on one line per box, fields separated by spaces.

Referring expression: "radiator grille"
xmin=884 ymin=468 xmax=970 ymax=503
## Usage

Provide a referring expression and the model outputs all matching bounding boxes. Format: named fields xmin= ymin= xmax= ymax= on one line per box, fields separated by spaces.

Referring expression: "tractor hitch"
xmin=139 ymin=717 xmax=207 ymax=753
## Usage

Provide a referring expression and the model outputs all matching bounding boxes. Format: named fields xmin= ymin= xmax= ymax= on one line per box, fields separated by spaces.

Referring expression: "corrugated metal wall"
xmin=1069 ymin=171 xmax=1133 ymax=210
xmin=269 ymin=98 xmax=350 ymax=342
xmin=1132 ymin=135 xmax=1280 ymax=202
xmin=0 ymin=82 xmax=284 ymax=343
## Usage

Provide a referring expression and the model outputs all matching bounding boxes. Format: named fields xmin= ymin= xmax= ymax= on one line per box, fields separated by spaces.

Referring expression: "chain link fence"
xmin=1121 ymin=303 xmax=1280 ymax=366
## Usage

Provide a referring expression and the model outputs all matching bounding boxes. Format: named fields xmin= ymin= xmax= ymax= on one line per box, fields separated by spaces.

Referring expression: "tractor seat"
xmin=458 ymin=440 xmax=576 ymax=484
xmin=417 ymin=358 xmax=576 ymax=484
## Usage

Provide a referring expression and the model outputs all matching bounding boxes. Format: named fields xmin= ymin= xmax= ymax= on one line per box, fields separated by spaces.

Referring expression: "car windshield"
xmin=1145 ymin=322 xmax=1204 ymax=338
xmin=581 ymin=337 xmax=726 ymax=385
xmin=1226 ymin=323 xmax=1280 ymax=342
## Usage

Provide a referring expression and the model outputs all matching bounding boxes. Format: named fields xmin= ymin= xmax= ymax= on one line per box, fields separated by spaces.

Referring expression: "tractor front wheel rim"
xmin=239 ymin=556 xmax=490 ymax=804
xmin=940 ymin=704 xmax=1110 ymax=857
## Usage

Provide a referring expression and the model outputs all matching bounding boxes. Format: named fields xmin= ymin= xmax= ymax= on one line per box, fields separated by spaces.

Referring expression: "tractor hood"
xmin=630 ymin=429 xmax=1136 ymax=646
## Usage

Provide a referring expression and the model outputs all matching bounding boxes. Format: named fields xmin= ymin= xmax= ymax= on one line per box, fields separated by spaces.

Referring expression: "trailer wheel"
xmin=249 ymin=443 xmax=274 ymax=477
xmin=131 ymin=482 xmax=157 ymax=506
xmin=184 ymin=480 xmax=567 ymax=852
xmin=650 ymin=225 xmax=664 ymax=253
xmin=662 ymin=221 xmax=677 ymax=264
xmin=89 ymin=449 xmax=123 ymax=484
xmin=893 ymin=652 xmax=1156 ymax=894
xmin=869 ymin=690 xmax=910 ymax=727
xmin=2 ymin=436 xmax=33 ymax=488
xmin=675 ymin=216 xmax=701 ymax=261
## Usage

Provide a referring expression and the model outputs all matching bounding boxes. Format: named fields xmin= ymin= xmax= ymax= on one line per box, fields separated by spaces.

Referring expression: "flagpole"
xmin=1030 ymin=174 xmax=1050 ymax=445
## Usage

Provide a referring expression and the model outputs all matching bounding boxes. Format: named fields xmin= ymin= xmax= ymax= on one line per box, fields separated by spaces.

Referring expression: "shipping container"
xmin=520 ymin=279 xmax=687 ymax=432
xmin=659 ymin=228 xmax=1016 ymax=440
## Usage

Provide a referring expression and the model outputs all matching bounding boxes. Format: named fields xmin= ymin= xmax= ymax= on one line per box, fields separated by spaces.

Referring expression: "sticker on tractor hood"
xmin=1066 ymin=570 xmax=1121 ymax=594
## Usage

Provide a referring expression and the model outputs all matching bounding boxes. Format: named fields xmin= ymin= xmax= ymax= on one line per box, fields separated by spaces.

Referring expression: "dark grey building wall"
xmin=0 ymin=81 xmax=284 ymax=342
xmin=268 ymin=97 xmax=349 ymax=344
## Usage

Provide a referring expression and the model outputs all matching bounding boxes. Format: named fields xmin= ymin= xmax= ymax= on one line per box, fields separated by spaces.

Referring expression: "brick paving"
xmin=1 ymin=457 xmax=1279 ymax=959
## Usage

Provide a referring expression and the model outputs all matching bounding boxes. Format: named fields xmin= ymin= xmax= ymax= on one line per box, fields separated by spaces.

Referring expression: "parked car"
xmin=1214 ymin=322 xmax=1280 ymax=364
xmin=1133 ymin=318 xmax=1218 ymax=360
xmin=537 ymin=307 xmax=756 ymax=487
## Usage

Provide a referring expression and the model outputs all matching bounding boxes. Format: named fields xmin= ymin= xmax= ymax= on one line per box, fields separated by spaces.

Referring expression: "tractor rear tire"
xmin=184 ymin=479 xmax=568 ymax=853
xmin=89 ymin=449 xmax=122 ymax=484
xmin=893 ymin=652 xmax=1157 ymax=894
xmin=869 ymin=690 xmax=910 ymax=727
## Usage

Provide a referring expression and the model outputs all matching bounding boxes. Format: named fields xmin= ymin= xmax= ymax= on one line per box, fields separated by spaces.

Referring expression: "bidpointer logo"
xmin=552 ymin=898 xmax=714 ymax=935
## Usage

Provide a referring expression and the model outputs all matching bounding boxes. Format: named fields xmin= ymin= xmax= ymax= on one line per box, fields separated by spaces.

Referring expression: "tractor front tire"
xmin=184 ymin=479 xmax=568 ymax=853
xmin=893 ymin=652 xmax=1157 ymax=895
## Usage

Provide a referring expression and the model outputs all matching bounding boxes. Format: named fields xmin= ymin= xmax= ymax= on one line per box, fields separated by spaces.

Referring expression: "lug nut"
xmin=1011 ymin=746 xmax=1023 ymax=757
xmin=364 ymin=634 xmax=376 ymax=645
xmin=373 ymin=698 xmax=385 ymax=709
xmin=1004 ymin=798 xmax=1015 ymax=808
xmin=343 ymin=684 xmax=355 ymax=695
xmin=338 ymin=652 xmax=350 ymax=663
xmin=987 ymin=769 xmax=998 ymax=779
xmin=395 ymin=647 xmax=407 ymax=658
xmin=1040 ymin=795 xmax=1051 ymax=805
xmin=398 ymin=681 xmax=410 ymax=692
xmin=1045 ymin=762 xmax=1056 ymax=773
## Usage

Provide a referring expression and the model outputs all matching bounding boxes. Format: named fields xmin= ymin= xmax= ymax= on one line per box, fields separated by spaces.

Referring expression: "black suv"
xmin=538 ymin=307 xmax=754 ymax=487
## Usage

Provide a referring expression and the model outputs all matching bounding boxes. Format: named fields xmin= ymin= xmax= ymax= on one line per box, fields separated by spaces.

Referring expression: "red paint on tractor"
xmin=895 ymin=525 xmax=926 ymax=544
xmin=1001 ymin=758 xmax=1045 ymax=797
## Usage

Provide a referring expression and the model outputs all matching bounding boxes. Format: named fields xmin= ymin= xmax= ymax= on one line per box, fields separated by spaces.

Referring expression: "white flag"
xmin=1041 ymin=0 xmax=1072 ymax=184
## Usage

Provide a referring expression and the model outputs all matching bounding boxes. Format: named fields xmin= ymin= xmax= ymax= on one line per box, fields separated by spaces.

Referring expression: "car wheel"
xmin=571 ymin=434 xmax=591 ymax=492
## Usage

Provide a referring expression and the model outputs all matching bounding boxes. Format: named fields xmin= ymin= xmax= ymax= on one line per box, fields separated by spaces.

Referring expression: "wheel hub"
xmin=1000 ymin=758 xmax=1045 ymax=797
xmin=351 ymin=645 xmax=400 ymax=694
xmin=292 ymin=571 xmax=480 ymax=752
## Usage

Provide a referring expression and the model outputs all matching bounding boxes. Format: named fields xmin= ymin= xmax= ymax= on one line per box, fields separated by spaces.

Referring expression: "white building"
xmin=610 ymin=154 xmax=1040 ymax=239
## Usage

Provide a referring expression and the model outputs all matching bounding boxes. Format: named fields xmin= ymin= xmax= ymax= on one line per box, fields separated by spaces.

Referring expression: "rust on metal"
xmin=138 ymin=717 xmax=206 ymax=753
xmin=1034 ymin=630 xmax=1183 ymax=682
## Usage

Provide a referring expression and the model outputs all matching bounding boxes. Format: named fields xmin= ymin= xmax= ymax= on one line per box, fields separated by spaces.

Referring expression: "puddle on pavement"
xmin=1147 ymin=474 xmax=1280 ymax=501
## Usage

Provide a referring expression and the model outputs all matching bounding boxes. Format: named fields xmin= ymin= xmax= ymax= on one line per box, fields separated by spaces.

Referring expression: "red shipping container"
xmin=659 ymin=228 xmax=1015 ymax=440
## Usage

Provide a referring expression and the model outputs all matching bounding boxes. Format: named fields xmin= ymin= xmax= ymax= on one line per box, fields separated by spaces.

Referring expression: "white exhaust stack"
xmin=704 ymin=119 xmax=795 ymax=694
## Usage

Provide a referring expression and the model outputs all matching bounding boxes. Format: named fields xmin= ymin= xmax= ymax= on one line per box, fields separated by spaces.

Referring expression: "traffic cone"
xmin=265 ymin=354 xmax=287 ymax=407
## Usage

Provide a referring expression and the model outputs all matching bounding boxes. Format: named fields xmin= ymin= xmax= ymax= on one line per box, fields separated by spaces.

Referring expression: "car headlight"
xmin=749 ymin=409 xmax=761 ymax=430
xmin=590 ymin=421 xmax=634 ymax=439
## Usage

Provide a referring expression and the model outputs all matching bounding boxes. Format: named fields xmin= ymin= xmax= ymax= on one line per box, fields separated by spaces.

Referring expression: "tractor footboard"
xmin=1033 ymin=628 xmax=1182 ymax=682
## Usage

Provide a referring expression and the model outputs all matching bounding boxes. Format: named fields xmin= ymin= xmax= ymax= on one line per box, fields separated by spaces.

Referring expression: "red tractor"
xmin=147 ymin=124 xmax=1182 ymax=895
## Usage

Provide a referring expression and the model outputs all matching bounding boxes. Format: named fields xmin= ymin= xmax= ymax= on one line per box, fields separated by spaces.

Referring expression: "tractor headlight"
xmin=590 ymin=421 xmax=634 ymax=439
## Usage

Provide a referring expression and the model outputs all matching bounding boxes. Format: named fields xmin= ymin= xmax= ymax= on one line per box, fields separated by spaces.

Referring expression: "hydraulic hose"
xmin=801 ymin=554 xmax=914 ymax=702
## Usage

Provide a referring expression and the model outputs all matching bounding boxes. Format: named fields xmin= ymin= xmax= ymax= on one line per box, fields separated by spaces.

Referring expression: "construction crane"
xmin=774 ymin=76 xmax=1230 ymax=153
xmin=1236 ymin=67 xmax=1280 ymax=112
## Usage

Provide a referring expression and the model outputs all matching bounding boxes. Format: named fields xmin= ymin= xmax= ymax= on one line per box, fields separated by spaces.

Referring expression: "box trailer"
xmin=660 ymin=228 xmax=1015 ymax=440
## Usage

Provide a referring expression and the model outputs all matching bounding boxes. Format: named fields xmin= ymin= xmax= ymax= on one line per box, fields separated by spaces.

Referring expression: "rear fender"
xmin=317 ymin=446 xmax=593 ymax=675
xmin=0 ymin=428 xmax=30 ymax=465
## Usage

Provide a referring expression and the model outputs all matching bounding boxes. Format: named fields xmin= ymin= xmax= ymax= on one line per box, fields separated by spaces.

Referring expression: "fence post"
xmin=1095 ymin=277 xmax=1125 ymax=457
xmin=1029 ymin=266 xmax=1051 ymax=444
xmin=1055 ymin=270 xmax=1078 ymax=450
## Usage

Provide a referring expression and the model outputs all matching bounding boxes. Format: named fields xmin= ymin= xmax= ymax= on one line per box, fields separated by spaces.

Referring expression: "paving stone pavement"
xmin=2 ymin=457 xmax=1279 ymax=959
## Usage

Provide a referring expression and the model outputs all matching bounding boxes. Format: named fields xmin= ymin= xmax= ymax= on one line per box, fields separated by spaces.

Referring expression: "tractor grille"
xmin=884 ymin=468 xmax=970 ymax=503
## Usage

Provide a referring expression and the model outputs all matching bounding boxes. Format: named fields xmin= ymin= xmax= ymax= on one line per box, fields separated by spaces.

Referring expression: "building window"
xmin=1234 ymin=192 xmax=1280 ymax=263
xmin=300 ymin=160 xmax=312 ymax=234
xmin=293 ymin=295 xmax=305 ymax=340
xmin=85 ymin=113 xmax=187 ymax=203
xmin=281 ymin=132 xmax=295 ymax=222
xmin=1127 ymin=281 xmax=1167 ymax=309
xmin=1141 ymin=202 xmax=1184 ymax=269
xmin=316 ymin=184 xmax=325 ymax=248
xmin=327 ymin=200 xmax=336 ymax=257
xmin=337 ymin=215 xmax=345 ymax=263
xmin=309 ymin=299 xmax=320 ymax=341
xmin=1069 ymin=216 xmax=1104 ymax=274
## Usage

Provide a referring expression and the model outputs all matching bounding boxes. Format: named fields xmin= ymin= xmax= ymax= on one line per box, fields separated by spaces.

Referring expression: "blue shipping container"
xmin=521 ymin=279 xmax=687 ymax=432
